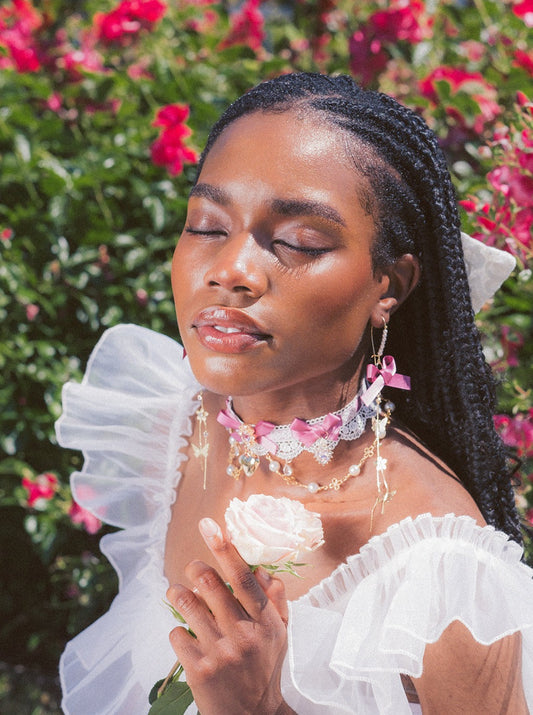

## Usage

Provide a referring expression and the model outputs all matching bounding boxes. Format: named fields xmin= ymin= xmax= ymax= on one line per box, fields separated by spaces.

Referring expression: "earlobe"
xmin=370 ymin=254 xmax=421 ymax=328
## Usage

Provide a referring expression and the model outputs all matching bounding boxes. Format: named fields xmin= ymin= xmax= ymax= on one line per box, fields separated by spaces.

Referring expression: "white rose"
xmin=224 ymin=494 xmax=324 ymax=566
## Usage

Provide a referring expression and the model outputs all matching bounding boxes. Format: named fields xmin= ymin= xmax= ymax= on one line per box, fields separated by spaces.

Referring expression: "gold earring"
xmin=192 ymin=393 xmax=209 ymax=490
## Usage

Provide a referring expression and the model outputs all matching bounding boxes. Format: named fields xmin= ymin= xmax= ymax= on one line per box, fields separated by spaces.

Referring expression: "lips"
xmin=192 ymin=307 xmax=271 ymax=353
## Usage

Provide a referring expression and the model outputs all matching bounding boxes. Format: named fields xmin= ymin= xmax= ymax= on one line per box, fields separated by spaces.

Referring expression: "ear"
xmin=370 ymin=253 xmax=421 ymax=328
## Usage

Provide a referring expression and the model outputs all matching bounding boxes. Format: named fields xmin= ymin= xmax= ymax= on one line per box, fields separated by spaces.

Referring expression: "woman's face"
xmin=172 ymin=109 xmax=391 ymax=402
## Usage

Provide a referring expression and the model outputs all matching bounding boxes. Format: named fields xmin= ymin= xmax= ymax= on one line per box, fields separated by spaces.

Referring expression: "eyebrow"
xmin=271 ymin=198 xmax=346 ymax=227
xmin=189 ymin=183 xmax=346 ymax=227
xmin=189 ymin=183 xmax=232 ymax=205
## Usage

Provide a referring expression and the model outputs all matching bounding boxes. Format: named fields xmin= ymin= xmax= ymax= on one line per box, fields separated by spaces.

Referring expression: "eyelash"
xmin=184 ymin=227 xmax=330 ymax=258
xmin=274 ymin=240 xmax=330 ymax=257
xmin=185 ymin=226 xmax=227 ymax=237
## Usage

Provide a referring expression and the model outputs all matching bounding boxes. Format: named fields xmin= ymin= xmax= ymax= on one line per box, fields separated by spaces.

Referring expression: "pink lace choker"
xmin=217 ymin=386 xmax=375 ymax=468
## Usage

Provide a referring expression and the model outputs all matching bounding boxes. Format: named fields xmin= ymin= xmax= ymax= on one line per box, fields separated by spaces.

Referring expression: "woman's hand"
xmin=167 ymin=517 xmax=294 ymax=715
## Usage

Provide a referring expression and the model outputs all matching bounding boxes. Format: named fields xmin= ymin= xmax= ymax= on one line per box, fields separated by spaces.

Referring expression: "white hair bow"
xmin=461 ymin=232 xmax=516 ymax=313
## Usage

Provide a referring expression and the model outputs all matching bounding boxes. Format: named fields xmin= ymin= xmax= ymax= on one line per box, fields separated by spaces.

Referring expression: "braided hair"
xmin=196 ymin=72 xmax=522 ymax=543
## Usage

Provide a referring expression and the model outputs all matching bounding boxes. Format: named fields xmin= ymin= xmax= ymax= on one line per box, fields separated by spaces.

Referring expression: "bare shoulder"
xmin=370 ymin=421 xmax=485 ymax=535
xmin=414 ymin=622 xmax=528 ymax=714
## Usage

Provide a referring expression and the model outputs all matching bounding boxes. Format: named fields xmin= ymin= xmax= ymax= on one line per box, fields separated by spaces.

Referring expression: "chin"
xmin=186 ymin=352 xmax=262 ymax=396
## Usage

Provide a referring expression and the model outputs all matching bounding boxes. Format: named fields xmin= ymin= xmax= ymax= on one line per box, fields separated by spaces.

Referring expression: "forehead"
xmin=197 ymin=109 xmax=373 ymax=215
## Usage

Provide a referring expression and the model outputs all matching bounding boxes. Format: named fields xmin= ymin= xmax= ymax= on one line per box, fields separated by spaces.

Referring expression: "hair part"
xmin=196 ymin=72 xmax=521 ymax=543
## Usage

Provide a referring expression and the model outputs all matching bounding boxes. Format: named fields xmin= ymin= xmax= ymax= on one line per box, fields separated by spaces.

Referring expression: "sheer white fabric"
xmin=56 ymin=324 xmax=533 ymax=714
xmin=460 ymin=232 xmax=516 ymax=313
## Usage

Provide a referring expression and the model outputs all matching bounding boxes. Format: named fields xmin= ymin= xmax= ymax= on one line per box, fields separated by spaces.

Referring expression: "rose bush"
xmin=0 ymin=0 xmax=531 ymax=707
xmin=225 ymin=494 xmax=324 ymax=567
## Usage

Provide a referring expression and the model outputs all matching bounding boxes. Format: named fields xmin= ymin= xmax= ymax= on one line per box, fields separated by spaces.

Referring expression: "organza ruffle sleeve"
xmin=55 ymin=324 xmax=201 ymax=715
xmin=283 ymin=513 xmax=533 ymax=715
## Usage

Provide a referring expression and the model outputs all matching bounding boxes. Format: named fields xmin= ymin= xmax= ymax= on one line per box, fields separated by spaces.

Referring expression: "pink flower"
xmin=1 ymin=227 xmax=13 ymax=241
xmin=488 ymin=165 xmax=533 ymax=207
xmin=349 ymin=0 xmax=432 ymax=85
xmin=69 ymin=502 xmax=102 ymax=534
xmin=46 ymin=92 xmax=62 ymax=112
xmin=419 ymin=67 xmax=501 ymax=133
xmin=150 ymin=103 xmax=198 ymax=176
xmin=26 ymin=303 xmax=39 ymax=321
xmin=127 ymin=60 xmax=154 ymax=79
xmin=59 ymin=31 xmax=105 ymax=79
xmin=94 ymin=0 xmax=166 ymax=45
xmin=513 ymin=48 xmax=533 ymax=75
xmin=0 ymin=0 xmax=43 ymax=72
xmin=494 ymin=410 xmax=533 ymax=458
xmin=500 ymin=325 xmax=524 ymax=368
xmin=459 ymin=40 xmax=486 ymax=62
xmin=136 ymin=288 xmax=148 ymax=306
xmin=219 ymin=0 xmax=265 ymax=52
xmin=22 ymin=472 xmax=58 ymax=508
xmin=513 ymin=0 xmax=533 ymax=27
xmin=225 ymin=494 xmax=324 ymax=567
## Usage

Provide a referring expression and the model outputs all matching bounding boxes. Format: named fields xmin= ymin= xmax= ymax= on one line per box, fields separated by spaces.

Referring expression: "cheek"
xmin=291 ymin=261 xmax=378 ymax=332
xmin=171 ymin=241 xmax=199 ymax=313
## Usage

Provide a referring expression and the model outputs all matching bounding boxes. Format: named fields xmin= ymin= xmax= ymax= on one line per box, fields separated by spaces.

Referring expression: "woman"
xmin=57 ymin=73 xmax=533 ymax=714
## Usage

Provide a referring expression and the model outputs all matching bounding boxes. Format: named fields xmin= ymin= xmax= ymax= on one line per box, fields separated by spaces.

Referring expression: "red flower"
xmin=68 ymin=502 xmax=102 ymax=534
xmin=22 ymin=472 xmax=58 ymax=508
xmin=150 ymin=104 xmax=198 ymax=176
xmin=219 ymin=0 xmax=264 ymax=52
xmin=349 ymin=0 xmax=432 ymax=85
xmin=1 ymin=227 xmax=13 ymax=241
xmin=513 ymin=0 xmax=533 ymax=27
xmin=94 ymin=0 xmax=166 ymax=45
xmin=153 ymin=103 xmax=190 ymax=128
xmin=419 ymin=67 xmax=501 ymax=133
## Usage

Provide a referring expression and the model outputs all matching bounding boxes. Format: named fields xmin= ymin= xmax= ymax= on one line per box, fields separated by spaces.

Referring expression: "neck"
xmin=228 ymin=364 xmax=364 ymax=427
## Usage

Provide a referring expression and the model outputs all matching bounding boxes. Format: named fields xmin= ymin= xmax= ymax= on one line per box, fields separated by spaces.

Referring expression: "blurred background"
xmin=0 ymin=0 xmax=532 ymax=711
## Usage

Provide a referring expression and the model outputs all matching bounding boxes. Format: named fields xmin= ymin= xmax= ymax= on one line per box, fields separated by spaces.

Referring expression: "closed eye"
xmin=273 ymin=240 xmax=331 ymax=257
xmin=185 ymin=226 xmax=228 ymax=237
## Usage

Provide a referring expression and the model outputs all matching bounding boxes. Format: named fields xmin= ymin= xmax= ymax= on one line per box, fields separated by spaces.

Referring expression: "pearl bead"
xmin=384 ymin=400 xmax=395 ymax=412
xmin=269 ymin=460 xmax=280 ymax=472
xmin=348 ymin=464 xmax=361 ymax=476
xmin=226 ymin=465 xmax=236 ymax=477
xmin=307 ymin=482 xmax=319 ymax=494
xmin=283 ymin=464 xmax=293 ymax=476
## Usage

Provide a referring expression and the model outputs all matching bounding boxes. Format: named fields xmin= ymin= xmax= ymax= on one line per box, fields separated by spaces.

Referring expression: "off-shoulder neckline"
xmin=292 ymin=512 xmax=522 ymax=608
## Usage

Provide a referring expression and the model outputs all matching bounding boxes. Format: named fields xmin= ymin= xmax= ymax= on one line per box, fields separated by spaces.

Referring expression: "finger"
xmin=167 ymin=582 xmax=221 ymax=642
xmin=199 ymin=518 xmax=272 ymax=621
xmin=255 ymin=568 xmax=289 ymax=627
xmin=168 ymin=621 xmax=202 ymax=667
xmin=185 ymin=559 xmax=246 ymax=628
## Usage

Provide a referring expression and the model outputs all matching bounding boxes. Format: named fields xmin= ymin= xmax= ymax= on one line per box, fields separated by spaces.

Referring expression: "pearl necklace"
xmin=216 ymin=389 xmax=394 ymax=494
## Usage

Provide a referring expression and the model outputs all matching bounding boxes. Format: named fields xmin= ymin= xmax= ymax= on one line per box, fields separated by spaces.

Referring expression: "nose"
xmin=204 ymin=233 xmax=268 ymax=297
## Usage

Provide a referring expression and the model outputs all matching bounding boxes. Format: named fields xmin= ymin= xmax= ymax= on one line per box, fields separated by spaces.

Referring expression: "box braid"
xmin=195 ymin=72 xmax=522 ymax=544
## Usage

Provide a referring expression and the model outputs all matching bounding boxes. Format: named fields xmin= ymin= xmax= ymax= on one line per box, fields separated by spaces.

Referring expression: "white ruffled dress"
xmin=56 ymin=324 xmax=533 ymax=715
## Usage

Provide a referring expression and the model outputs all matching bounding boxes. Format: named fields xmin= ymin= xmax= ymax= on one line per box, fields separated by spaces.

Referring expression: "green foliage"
xmin=0 ymin=0 xmax=531 ymax=700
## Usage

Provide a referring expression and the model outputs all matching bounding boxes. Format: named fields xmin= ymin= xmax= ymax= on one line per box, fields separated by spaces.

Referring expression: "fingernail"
xmin=199 ymin=517 xmax=221 ymax=542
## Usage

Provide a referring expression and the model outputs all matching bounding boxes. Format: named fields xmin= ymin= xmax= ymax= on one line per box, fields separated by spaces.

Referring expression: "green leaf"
xmin=148 ymin=680 xmax=194 ymax=714
xmin=148 ymin=679 xmax=165 ymax=705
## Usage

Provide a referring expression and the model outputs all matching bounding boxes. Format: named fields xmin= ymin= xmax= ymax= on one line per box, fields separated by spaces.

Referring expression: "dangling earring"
xmin=368 ymin=318 xmax=396 ymax=531
xmin=192 ymin=393 xmax=209 ymax=490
